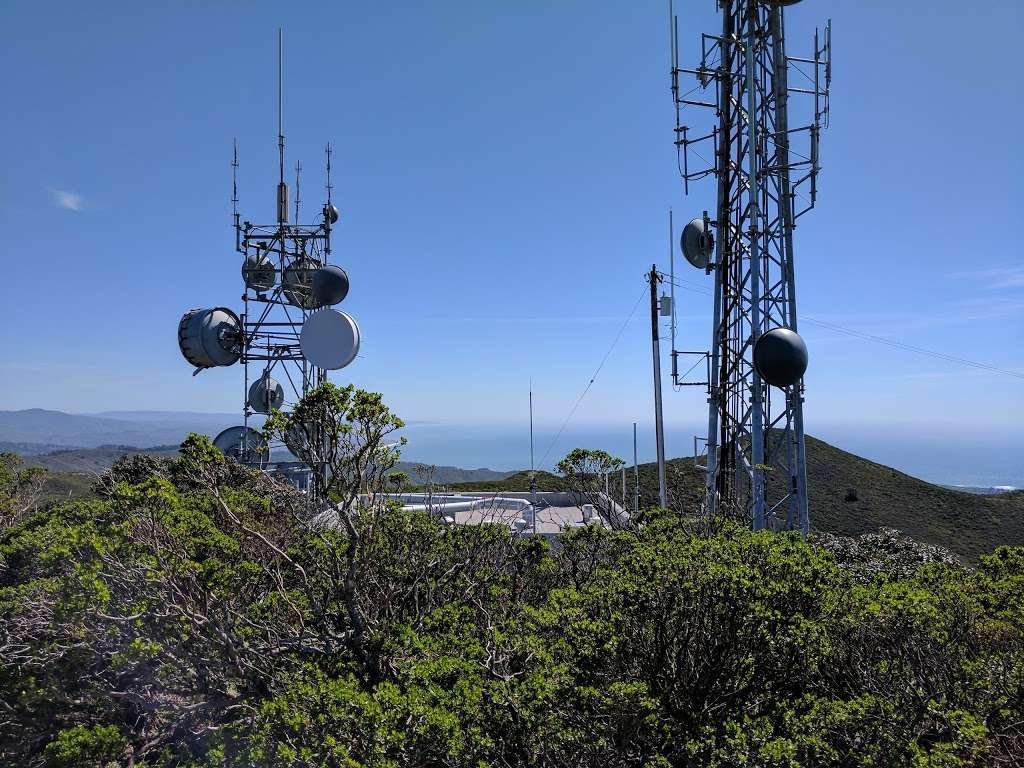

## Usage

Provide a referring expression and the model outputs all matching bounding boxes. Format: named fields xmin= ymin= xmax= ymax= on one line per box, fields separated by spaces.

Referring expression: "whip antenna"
xmin=276 ymin=27 xmax=287 ymax=223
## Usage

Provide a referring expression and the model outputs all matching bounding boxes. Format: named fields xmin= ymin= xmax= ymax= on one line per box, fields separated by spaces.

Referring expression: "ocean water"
xmin=396 ymin=422 xmax=1023 ymax=490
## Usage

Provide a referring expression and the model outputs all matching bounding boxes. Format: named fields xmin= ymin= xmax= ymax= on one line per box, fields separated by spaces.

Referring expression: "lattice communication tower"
xmin=177 ymin=31 xmax=360 ymax=496
xmin=670 ymin=0 xmax=830 ymax=533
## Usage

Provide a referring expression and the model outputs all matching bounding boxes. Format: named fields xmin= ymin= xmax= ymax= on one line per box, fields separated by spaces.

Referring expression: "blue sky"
xmin=1 ymin=1 xmax=1021 ymax=473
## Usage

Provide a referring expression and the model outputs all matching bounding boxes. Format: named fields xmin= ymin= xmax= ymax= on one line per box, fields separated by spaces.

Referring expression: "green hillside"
xmin=39 ymin=472 xmax=96 ymax=504
xmin=26 ymin=447 xmax=511 ymax=502
xmin=798 ymin=435 xmax=1023 ymax=559
xmin=441 ymin=470 xmax=568 ymax=494
xmin=448 ymin=434 xmax=1024 ymax=561
xmin=25 ymin=445 xmax=180 ymax=473
xmin=394 ymin=463 xmax=512 ymax=485
xmin=27 ymin=434 xmax=1023 ymax=560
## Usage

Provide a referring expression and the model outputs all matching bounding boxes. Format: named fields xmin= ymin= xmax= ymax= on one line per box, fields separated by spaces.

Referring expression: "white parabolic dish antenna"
xmin=300 ymin=309 xmax=360 ymax=370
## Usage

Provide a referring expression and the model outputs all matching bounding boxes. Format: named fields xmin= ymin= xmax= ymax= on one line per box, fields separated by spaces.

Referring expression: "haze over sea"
xmin=4 ymin=407 xmax=1018 ymax=490
xmin=394 ymin=422 xmax=1023 ymax=490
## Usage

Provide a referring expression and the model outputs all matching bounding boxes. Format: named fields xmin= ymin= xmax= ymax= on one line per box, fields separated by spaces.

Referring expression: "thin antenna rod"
xmin=529 ymin=379 xmax=535 ymax=473
xmin=232 ymin=139 xmax=240 ymax=249
xmin=633 ymin=422 xmax=639 ymax=514
xmin=669 ymin=208 xmax=676 ymax=361
xmin=295 ymin=160 xmax=302 ymax=222
xmin=323 ymin=144 xmax=333 ymax=255
xmin=278 ymin=28 xmax=284 ymax=185
xmin=276 ymin=28 xmax=288 ymax=223
xmin=325 ymin=143 xmax=333 ymax=204
xmin=232 ymin=140 xmax=239 ymax=215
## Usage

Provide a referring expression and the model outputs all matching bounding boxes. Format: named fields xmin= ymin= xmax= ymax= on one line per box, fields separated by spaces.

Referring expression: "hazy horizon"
xmin=3 ymin=406 xmax=1020 ymax=489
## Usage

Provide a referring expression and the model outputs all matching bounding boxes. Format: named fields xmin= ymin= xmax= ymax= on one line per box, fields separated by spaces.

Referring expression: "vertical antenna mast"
xmin=324 ymin=143 xmax=334 ymax=256
xmin=232 ymin=139 xmax=240 ymax=249
xmin=232 ymin=140 xmax=239 ymax=218
xmin=633 ymin=422 xmax=640 ymax=514
xmin=276 ymin=27 xmax=288 ymax=224
xmin=669 ymin=209 xmax=677 ymax=384
xmin=529 ymin=381 xmax=535 ymax=475
xmin=325 ymin=143 xmax=333 ymax=205
xmin=295 ymin=161 xmax=302 ymax=222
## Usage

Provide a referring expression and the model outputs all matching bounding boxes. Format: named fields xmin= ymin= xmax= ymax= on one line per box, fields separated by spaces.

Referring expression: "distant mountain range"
xmin=940 ymin=484 xmax=1018 ymax=496
xmin=0 ymin=409 xmax=251 ymax=452
xmin=21 ymin=444 xmax=512 ymax=486
xmin=0 ymin=408 xmax=509 ymax=487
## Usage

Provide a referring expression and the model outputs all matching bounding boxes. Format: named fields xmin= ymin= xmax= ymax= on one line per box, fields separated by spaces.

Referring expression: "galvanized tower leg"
xmin=743 ymin=1 xmax=767 ymax=531
xmin=769 ymin=6 xmax=810 ymax=535
xmin=703 ymin=0 xmax=735 ymax=521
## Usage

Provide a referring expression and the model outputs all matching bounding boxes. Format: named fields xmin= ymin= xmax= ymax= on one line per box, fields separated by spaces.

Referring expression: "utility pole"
xmin=529 ymin=381 xmax=537 ymax=536
xmin=649 ymin=265 xmax=668 ymax=508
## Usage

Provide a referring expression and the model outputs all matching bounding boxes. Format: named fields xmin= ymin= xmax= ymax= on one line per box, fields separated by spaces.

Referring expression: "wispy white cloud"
xmin=802 ymin=297 xmax=1023 ymax=335
xmin=422 ymin=314 xmax=665 ymax=325
xmin=50 ymin=189 xmax=83 ymax=211
xmin=885 ymin=367 xmax=1024 ymax=382
xmin=952 ymin=266 xmax=1024 ymax=290
xmin=952 ymin=296 xmax=1024 ymax=315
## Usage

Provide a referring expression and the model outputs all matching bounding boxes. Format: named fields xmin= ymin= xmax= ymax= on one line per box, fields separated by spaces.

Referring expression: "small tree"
xmin=263 ymin=382 xmax=406 ymax=513
xmin=556 ymin=448 xmax=629 ymax=529
xmin=262 ymin=383 xmax=408 ymax=678
xmin=413 ymin=463 xmax=451 ymax=520
xmin=0 ymin=452 xmax=44 ymax=531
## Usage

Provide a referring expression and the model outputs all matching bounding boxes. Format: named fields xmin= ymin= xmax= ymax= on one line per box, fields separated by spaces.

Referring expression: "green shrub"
xmin=43 ymin=725 xmax=125 ymax=768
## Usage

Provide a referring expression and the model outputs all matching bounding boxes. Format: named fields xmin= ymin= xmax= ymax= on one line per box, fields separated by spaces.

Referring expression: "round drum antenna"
xmin=177 ymin=307 xmax=242 ymax=369
xmin=312 ymin=265 xmax=350 ymax=306
xmin=753 ymin=327 xmax=808 ymax=388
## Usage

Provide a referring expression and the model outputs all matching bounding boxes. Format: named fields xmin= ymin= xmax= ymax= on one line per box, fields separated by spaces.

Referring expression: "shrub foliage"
xmin=1 ymin=387 xmax=1021 ymax=767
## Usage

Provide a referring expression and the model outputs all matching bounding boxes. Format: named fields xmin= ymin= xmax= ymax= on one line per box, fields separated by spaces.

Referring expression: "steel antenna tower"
xmin=178 ymin=29 xmax=359 ymax=498
xmin=670 ymin=0 xmax=831 ymax=534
